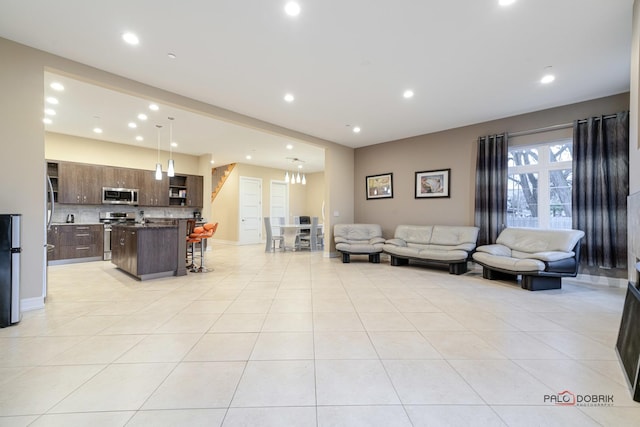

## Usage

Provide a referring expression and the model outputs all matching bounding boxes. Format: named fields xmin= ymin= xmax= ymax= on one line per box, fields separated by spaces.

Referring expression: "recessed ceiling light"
xmin=93 ymin=127 xmax=103 ymax=134
xmin=286 ymin=144 xmax=293 ymax=150
xmin=149 ymin=103 xmax=159 ymax=111
xmin=136 ymin=136 xmax=143 ymax=141
xmin=128 ymin=122 xmax=137 ymax=129
xmin=137 ymin=113 xmax=148 ymax=121
xmin=210 ymin=159 xmax=215 ymax=164
xmin=246 ymin=155 xmax=252 ymax=160
xmin=42 ymin=117 xmax=52 ymax=125
xmin=353 ymin=126 xmax=361 ymax=133
xmin=499 ymin=0 xmax=516 ymax=6
xmin=44 ymin=108 xmax=56 ymax=116
xmin=45 ymin=96 xmax=59 ymax=105
xmin=122 ymin=32 xmax=139 ymax=45
xmin=171 ymin=142 xmax=178 ymax=148
xmin=284 ymin=93 xmax=295 ymax=103
xmin=284 ymin=2 xmax=301 ymax=16
xmin=403 ymin=89 xmax=414 ymax=99
xmin=541 ymin=73 xmax=555 ymax=84
xmin=49 ymin=82 xmax=64 ymax=91
xmin=168 ymin=53 xmax=177 ymax=59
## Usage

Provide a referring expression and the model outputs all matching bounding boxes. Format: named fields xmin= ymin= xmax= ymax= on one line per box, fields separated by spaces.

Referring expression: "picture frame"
xmin=366 ymin=172 xmax=393 ymax=200
xmin=415 ymin=168 xmax=450 ymax=199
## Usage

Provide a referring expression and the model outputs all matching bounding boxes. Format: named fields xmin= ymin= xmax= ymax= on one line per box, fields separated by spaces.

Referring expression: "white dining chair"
xmin=264 ymin=217 xmax=284 ymax=252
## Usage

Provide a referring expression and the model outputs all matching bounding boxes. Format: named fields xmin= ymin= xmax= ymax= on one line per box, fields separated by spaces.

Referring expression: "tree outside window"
xmin=507 ymin=140 xmax=572 ymax=229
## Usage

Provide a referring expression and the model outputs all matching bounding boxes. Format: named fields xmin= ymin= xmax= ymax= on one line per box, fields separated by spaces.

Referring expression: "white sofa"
xmin=334 ymin=224 xmax=385 ymax=263
xmin=383 ymin=225 xmax=479 ymax=274
xmin=472 ymin=227 xmax=585 ymax=291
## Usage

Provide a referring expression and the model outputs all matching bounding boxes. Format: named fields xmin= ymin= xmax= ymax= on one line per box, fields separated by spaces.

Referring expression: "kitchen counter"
xmin=110 ymin=220 xmax=188 ymax=280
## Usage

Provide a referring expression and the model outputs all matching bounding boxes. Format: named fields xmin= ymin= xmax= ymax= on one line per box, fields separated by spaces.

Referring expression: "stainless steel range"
xmin=99 ymin=212 xmax=136 ymax=260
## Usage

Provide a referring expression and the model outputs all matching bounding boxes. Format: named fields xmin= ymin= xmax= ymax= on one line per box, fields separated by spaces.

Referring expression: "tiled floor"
xmin=1 ymin=244 xmax=639 ymax=426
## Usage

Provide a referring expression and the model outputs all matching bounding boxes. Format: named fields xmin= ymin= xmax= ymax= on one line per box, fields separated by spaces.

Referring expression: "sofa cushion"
xmin=430 ymin=225 xmax=480 ymax=247
xmin=392 ymin=225 xmax=433 ymax=244
xmin=513 ymin=250 xmax=575 ymax=262
xmin=336 ymin=242 xmax=384 ymax=253
xmin=334 ymin=223 xmax=383 ymax=242
xmin=473 ymin=251 xmax=545 ymax=272
xmin=418 ymin=248 xmax=471 ymax=261
xmin=496 ymin=228 xmax=584 ymax=253
xmin=475 ymin=244 xmax=512 ymax=257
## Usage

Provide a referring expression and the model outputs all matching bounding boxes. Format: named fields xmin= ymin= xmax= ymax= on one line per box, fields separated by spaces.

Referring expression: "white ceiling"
xmin=0 ymin=0 xmax=634 ymax=171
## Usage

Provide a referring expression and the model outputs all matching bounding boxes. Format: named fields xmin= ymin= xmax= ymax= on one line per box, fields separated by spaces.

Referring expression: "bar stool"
xmin=191 ymin=222 xmax=218 ymax=273
xmin=185 ymin=219 xmax=197 ymax=269
xmin=186 ymin=224 xmax=203 ymax=272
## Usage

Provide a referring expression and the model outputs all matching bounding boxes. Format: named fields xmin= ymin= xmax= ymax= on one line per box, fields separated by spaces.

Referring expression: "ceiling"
xmin=0 ymin=0 xmax=634 ymax=171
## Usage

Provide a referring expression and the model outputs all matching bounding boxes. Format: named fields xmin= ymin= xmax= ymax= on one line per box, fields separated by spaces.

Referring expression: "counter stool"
xmin=185 ymin=219 xmax=197 ymax=269
xmin=186 ymin=224 xmax=203 ymax=272
xmin=191 ymin=222 xmax=218 ymax=273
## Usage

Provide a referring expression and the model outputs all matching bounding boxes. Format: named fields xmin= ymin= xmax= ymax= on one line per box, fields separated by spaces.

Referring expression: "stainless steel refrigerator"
xmin=0 ymin=214 xmax=21 ymax=327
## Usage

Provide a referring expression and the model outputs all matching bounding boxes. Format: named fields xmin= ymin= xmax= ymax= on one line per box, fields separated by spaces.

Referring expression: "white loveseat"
xmin=334 ymin=224 xmax=385 ymax=263
xmin=383 ymin=225 xmax=479 ymax=274
xmin=472 ymin=227 xmax=585 ymax=291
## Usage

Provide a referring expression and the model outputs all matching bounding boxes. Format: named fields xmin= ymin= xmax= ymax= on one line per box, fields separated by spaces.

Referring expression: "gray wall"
xmin=354 ymin=93 xmax=630 ymax=238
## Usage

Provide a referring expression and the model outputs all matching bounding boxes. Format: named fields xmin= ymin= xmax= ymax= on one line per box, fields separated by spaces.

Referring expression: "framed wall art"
xmin=366 ymin=172 xmax=393 ymax=200
xmin=415 ymin=168 xmax=450 ymax=199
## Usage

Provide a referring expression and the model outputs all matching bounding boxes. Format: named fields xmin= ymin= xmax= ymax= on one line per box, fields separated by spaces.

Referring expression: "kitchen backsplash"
xmin=52 ymin=205 xmax=200 ymax=224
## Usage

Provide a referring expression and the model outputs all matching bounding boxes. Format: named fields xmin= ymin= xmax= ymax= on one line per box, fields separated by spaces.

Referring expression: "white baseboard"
xmin=21 ymin=296 xmax=45 ymax=312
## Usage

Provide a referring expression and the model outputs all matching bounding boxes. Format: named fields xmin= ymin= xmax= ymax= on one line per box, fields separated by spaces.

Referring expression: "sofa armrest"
xmin=528 ymin=251 xmax=575 ymax=262
xmin=475 ymin=244 xmax=511 ymax=257
xmin=334 ymin=237 xmax=349 ymax=244
xmin=369 ymin=237 xmax=386 ymax=245
xmin=384 ymin=238 xmax=407 ymax=247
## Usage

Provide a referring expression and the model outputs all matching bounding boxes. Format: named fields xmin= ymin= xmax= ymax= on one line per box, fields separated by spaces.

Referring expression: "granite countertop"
xmin=111 ymin=223 xmax=177 ymax=229
xmin=51 ymin=222 xmax=102 ymax=226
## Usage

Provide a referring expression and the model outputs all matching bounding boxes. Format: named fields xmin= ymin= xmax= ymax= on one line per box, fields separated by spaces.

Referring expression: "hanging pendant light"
xmin=302 ymin=174 xmax=306 ymax=185
xmin=290 ymin=171 xmax=296 ymax=185
xmin=296 ymin=171 xmax=301 ymax=183
xmin=284 ymin=171 xmax=289 ymax=182
xmin=167 ymin=117 xmax=175 ymax=177
xmin=155 ymin=124 xmax=163 ymax=180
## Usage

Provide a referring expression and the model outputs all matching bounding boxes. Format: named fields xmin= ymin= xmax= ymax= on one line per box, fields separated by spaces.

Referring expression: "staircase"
xmin=211 ymin=163 xmax=236 ymax=202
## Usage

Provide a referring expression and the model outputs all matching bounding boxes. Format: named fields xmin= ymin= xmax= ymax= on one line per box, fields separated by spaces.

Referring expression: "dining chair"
xmin=299 ymin=216 xmax=318 ymax=250
xmin=264 ymin=217 xmax=284 ymax=252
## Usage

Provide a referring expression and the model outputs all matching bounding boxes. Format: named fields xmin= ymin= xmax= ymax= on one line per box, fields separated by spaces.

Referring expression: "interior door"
xmin=239 ymin=176 xmax=262 ymax=244
xmin=270 ymin=180 xmax=288 ymax=219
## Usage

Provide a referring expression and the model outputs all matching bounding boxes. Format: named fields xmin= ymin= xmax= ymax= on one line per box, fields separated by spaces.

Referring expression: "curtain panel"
xmin=474 ymin=133 xmax=508 ymax=246
xmin=572 ymin=111 xmax=629 ymax=270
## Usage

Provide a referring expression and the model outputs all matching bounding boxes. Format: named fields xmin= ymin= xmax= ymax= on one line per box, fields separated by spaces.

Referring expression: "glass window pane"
xmin=508 ymin=148 xmax=539 ymax=167
xmin=507 ymin=172 xmax=539 ymax=228
xmin=550 ymin=143 xmax=573 ymax=163
xmin=549 ymin=168 xmax=572 ymax=229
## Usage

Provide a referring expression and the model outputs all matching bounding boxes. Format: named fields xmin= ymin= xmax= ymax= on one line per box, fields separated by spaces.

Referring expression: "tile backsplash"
xmin=52 ymin=205 xmax=201 ymax=224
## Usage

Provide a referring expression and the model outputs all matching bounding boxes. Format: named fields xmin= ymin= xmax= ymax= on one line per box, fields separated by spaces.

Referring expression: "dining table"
xmin=281 ymin=223 xmax=323 ymax=251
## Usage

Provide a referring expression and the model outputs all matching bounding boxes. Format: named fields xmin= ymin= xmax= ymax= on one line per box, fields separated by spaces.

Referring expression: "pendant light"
xmin=167 ymin=117 xmax=175 ymax=177
xmin=155 ymin=124 xmax=163 ymax=180
xmin=302 ymin=174 xmax=306 ymax=185
xmin=296 ymin=171 xmax=301 ymax=184
xmin=290 ymin=171 xmax=296 ymax=185
xmin=284 ymin=171 xmax=289 ymax=182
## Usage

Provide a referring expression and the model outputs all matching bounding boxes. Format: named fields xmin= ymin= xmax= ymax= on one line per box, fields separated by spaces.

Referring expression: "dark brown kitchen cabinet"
xmin=57 ymin=162 xmax=101 ymax=204
xmin=186 ymin=175 xmax=204 ymax=207
xmin=169 ymin=174 xmax=203 ymax=207
xmin=48 ymin=224 xmax=103 ymax=263
xmin=102 ymin=166 xmax=142 ymax=189
xmin=139 ymin=170 xmax=169 ymax=206
xmin=111 ymin=224 xmax=178 ymax=280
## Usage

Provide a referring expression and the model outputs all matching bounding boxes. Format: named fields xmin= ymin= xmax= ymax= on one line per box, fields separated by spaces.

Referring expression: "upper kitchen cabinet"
xmin=169 ymin=174 xmax=203 ymax=208
xmin=186 ymin=175 xmax=204 ymax=208
xmin=103 ymin=166 xmax=142 ymax=190
xmin=57 ymin=162 xmax=101 ymax=204
xmin=139 ymin=170 xmax=169 ymax=207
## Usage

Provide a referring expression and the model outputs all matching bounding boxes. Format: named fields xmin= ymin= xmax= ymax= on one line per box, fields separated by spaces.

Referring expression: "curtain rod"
xmin=507 ymin=114 xmax=619 ymax=138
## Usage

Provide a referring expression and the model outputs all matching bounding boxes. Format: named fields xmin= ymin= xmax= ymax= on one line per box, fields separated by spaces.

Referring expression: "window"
xmin=507 ymin=139 xmax=572 ymax=229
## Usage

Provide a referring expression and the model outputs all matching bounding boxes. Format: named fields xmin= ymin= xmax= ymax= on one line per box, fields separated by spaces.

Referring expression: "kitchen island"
xmin=111 ymin=220 xmax=187 ymax=280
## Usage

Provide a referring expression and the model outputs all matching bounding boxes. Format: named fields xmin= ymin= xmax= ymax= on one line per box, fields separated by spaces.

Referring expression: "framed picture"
xmin=415 ymin=168 xmax=450 ymax=199
xmin=366 ymin=172 xmax=393 ymax=200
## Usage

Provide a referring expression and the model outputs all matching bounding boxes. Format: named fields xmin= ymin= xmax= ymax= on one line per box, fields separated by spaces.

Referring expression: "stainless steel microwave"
xmin=102 ymin=187 xmax=139 ymax=205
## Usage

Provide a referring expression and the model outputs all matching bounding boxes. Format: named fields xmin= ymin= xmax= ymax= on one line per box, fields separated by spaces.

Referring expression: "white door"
xmin=239 ymin=176 xmax=262 ymax=244
xmin=270 ymin=180 xmax=288 ymax=219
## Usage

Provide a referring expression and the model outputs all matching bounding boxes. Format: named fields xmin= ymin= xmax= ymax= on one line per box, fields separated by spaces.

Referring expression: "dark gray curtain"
xmin=572 ymin=111 xmax=629 ymax=270
xmin=474 ymin=133 xmax=508 ymax=246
